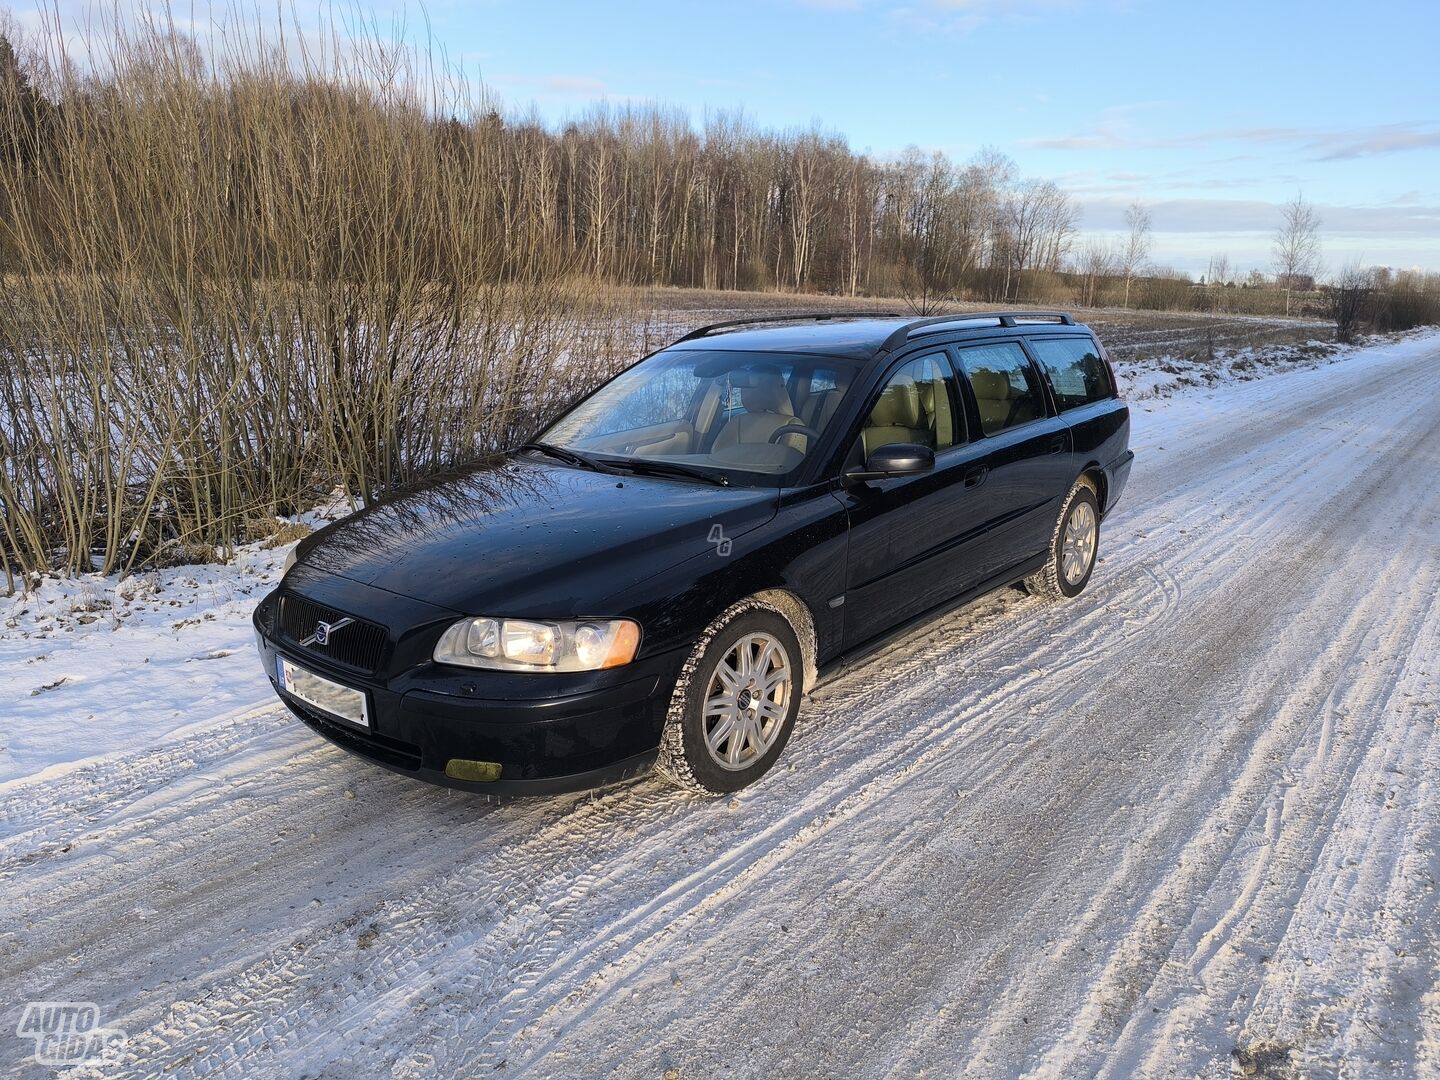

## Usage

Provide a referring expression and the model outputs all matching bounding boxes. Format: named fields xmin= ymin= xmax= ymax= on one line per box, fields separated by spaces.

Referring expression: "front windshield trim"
xmin=595 ymin=455 xmax=731 ymax=487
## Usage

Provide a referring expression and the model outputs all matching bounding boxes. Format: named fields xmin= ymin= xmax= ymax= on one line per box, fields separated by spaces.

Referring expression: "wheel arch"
xmin=746 ymin=588 xmax=820 ymax=694
xmin=1080 ymin=463 xmax=1108 ymax=517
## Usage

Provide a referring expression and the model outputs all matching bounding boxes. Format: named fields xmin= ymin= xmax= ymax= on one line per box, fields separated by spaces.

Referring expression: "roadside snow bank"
xmin=0 ymin=496 xmax=351 ymax=785
xmin=0 ymin=543 xmax=291 ymax=786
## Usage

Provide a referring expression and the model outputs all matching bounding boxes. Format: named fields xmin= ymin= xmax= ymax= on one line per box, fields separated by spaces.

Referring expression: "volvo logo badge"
xmin=303 ymin=617 xmax=354 ymax=647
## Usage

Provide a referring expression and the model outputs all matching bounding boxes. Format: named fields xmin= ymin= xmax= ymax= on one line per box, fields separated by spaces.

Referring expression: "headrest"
xmin=740 ymin=369 xmax=793 ymax=414
xmin=971 ymin=369 xmax=1014 ymax=402
xmin=869 ymin=381 xmax=923 ymax=428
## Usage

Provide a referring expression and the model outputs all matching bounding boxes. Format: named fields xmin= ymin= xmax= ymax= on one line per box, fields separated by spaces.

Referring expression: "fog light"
xmin=445 ymin=759 xmax=503 ymax=783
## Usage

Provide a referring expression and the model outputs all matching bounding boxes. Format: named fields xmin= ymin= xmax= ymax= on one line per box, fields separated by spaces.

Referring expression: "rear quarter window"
xmin=1028 ymin=337 xmax=1113 ymax=411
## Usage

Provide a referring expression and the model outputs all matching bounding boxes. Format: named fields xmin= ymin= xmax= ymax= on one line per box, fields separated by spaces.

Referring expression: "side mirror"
xmin=844 ymin=442 xmax=935 ymax=484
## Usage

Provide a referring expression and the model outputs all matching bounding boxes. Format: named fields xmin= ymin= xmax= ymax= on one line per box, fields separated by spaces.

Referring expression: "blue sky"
xmin=438 ymin=0 xmax=1440 ymax=275
xmin=18 ymin=0 xmax=1440 ymax=275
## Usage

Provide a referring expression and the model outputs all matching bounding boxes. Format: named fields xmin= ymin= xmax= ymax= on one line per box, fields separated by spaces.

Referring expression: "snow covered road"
xmin=2 ymin=333 xmax=1439 ymax=1078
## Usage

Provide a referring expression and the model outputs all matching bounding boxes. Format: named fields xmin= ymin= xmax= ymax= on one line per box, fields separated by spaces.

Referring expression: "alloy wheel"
xmin=702 ymin=632 xmax=792 ymax=771
xmin=1061 ymin=500 xmax=1097 ymax=585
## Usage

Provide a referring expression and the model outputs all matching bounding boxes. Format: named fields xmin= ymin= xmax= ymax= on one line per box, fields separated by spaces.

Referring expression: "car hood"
xmin=293 ymin=454 xmax=778 ymax=616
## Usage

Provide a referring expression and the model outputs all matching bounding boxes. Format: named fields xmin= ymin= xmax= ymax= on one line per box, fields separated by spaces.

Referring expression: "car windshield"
xmin=537 ymin=349 xmax=858 ymax=486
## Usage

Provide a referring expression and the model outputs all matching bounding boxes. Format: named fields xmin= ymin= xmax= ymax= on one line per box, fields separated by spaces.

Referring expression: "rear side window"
xmin=956 ymin=342 xmax=1046 ymax=437
xmin=1029 ymin=336 xmax=1113 ymax=411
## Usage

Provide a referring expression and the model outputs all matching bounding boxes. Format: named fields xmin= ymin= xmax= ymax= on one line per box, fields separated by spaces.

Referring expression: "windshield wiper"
xmin=519 ymin=442 xmax=618 ymax=475
xmin=599 ymin=457 xmax=731 ymax=487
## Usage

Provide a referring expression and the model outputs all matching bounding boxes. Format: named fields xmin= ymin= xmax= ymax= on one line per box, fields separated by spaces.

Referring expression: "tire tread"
xmin=1025 ymin=474 xmax=1099 ymax=600
xmin=654 ymin=597 xmax=800 ymax=795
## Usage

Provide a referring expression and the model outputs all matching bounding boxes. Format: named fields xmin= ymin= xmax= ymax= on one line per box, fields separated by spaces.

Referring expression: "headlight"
xmin=433 ymin=617 xmax=641 ymax=672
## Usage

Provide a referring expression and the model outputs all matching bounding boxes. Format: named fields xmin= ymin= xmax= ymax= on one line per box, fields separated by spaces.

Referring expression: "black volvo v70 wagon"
xmin=254 ymin=311 xmax=1133 ymax=795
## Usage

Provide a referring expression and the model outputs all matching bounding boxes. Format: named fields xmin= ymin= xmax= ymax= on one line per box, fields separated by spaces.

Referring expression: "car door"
xmin=1025 ymin=333 xmax=1129 ymax=495
xmin=950 ymin=339 xmax=1074 ymax=579
xmin=838 ymin=350 xmax=998 ymax=649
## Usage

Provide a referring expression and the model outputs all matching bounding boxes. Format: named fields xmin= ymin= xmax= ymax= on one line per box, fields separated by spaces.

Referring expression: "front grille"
xmin=278 ymin=591 xmax=389 ymax=674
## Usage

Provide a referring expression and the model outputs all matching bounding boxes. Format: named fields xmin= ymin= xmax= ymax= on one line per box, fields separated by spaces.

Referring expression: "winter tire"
xmin=1024 ymin=476 xmax=1100 ymax=600
xmin=655 ymin=601 xmax=804 ymax=795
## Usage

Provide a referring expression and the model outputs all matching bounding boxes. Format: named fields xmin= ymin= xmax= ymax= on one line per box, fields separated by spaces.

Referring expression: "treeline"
xmin=465 ymin=114 xmax=1081 ymax=302
xmin=0 ymin=23 xmax=1081 ymax=303
xmin=0 ymin=18 xmax=1433 ymax=316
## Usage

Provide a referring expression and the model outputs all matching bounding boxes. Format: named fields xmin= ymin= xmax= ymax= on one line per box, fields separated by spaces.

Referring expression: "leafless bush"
xmin=0 ymin=12 xmax=653 ymax=580
xmin=1135 ymin=268 xmax=1195 ymax=312
xmin=1369 ymin=270 xmax=1440 ymax=333
xmin=1328 ymin=264 xmax=1373 ymax=343
xmin=1313 ymin=266 xmax=1439 ymax=341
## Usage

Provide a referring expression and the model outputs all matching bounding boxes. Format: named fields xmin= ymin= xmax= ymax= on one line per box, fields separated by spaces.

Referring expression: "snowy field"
xmin=2 ymin=330 xmax=1439 ymax=1077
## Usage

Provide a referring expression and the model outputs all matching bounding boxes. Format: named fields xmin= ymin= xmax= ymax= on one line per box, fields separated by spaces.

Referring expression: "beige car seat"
xmin=971 ymin=368 xmax=1039 ymax=433
xmin=713 ymin=370 xmax=806 ymax=452
xmin=862 ymin=380 xmax=930 ymax=455
xmin=916 ymin=376 xmax=957 ymax=448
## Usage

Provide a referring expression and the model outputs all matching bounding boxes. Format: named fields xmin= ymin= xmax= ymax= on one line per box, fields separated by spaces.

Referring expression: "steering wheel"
xmin=768 ymin=424 xmax=822 ymax=445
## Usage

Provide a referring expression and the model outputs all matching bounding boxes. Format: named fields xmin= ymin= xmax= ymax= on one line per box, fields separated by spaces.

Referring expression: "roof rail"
xmin=878 ymin=310 xmax=1075 ymax=353
xmin=674 ymin=310 xmax=905 ymax=343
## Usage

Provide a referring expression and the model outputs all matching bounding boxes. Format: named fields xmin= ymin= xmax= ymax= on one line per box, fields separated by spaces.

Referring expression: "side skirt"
xmin=810 ymin=551 xmax=1050 ymax=693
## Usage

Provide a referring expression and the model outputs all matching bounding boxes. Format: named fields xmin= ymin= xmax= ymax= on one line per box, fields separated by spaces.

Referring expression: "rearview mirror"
xmin=844 ymin=442 xmax=935 ymax=484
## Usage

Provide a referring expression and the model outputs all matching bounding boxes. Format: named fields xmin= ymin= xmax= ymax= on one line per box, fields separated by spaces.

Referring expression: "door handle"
xmin=1048 ymin=435 xmax=1067 ymax=455
xmin=963 ymin=465 xmax=989 ymax=488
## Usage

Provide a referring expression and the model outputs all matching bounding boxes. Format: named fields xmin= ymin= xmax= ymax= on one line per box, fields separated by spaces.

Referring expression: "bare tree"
xmin=838 ymin=153 xmax=875 ymax=296
xmin=1206 ymin=253 xmax=1231 ymax=287
xmin=1272 ymin=192 xmax=1322 ymax=317
xmin=998 ymin=179 xmax=1076 ymax=301
xmin=1075 ymin=239 xmax=1114 ymax=308
xmin=949 ymin=153 xmax=1000 ymax=294
xmin=1119 ymin=201 xmax=1151 ymax=308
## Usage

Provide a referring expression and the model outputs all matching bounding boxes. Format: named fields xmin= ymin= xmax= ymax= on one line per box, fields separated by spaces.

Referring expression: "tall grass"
xmin=0 ymin=11 xmax=652 ymax=584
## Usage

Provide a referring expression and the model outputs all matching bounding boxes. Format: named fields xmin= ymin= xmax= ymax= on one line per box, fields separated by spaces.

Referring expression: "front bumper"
xmin=254 ymin=592 xmax=685 ymax=795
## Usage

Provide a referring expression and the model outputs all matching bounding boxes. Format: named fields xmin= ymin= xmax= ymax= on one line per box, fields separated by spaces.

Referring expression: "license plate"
xmin=277 ymin=656 xmax=370 ymax=729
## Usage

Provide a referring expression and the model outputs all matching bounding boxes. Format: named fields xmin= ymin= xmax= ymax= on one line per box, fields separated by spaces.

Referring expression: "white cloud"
xmin=1309 ymin=126 xmax=1440 ymax=161
xmin=1074 ymin=196 xmax=1440 ymax=274
xmin=1026 ymin=121 xmax=1440 ymax=162
xmin=1079 ymin=195 xmax=1440 ymax=238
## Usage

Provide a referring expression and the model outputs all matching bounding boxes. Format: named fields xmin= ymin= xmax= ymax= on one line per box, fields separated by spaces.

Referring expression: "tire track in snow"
xmin=992 ymin=351 xmax=1440 ymax=1076
xmin=1024 ymin=540 xmax=1440 ymax=1078
xmin=0 ymin=700 xmax=291 ymax=861
xmin=1116 ymin=553 xmax=1440 ymax=1075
